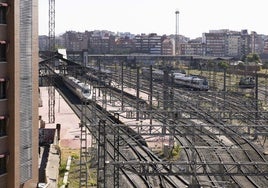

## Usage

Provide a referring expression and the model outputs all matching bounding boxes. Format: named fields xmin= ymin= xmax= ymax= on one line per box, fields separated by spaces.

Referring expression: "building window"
xmin=0 ymin=155 xmax=7 ymax=175
xmin=0 ymin=43 xmax=6 ymax=61
xmin=0 ymin=5 xmax=7 ymax=24
xmin=0 ymin=116 xmax=6 ymax=137
xmin=0 ymin=79 xmax=6 ymax=99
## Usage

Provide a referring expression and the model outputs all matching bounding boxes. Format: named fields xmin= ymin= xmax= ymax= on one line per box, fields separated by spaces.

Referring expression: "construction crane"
xmin=47 ymin=1 xmax=89 ymax=186
xmin=48 ymin=0 xmax=55 ymax=123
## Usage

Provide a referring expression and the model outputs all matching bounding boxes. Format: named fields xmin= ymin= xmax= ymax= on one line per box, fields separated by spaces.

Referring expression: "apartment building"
xmin=114 ymin=36 xmax=135 ymax=54
xmin=134 ymin=33 xmax=163 ymax=54
xmin=226 ymin=30 xmax=251 ymax=59
xmin=62 ymin=31 xmax=89 ymax=51
xmin=0 ymin=1 xmax=39 ymax=187
xmin=38 ymin=35 xmax=49 ymax=51
xmin=227 ymin=33 xmax=241 ymax=58
xmin=148 ymin=33 xmax=162 ymax=55
xmin=180 ymin=39 xmax=205 ymax=56
xmin=162 ymin=38 xmax=174 ymax=55
xmin=88 ymin=32 xmax=115 ymax=54
xmin=250 ymin=31 xmax=265 ymax=54
xmin=263 ymin=40 xmax=268 ymax=54
xmin=204 ymin=31 xmax=227 ymax=57
xmin=240 ymin=29 xmax=251 ymax=59
xmin=201 ymin=29 xmax=255 ymax=58
xmin=134 ymin=34 xmax=149 ymax=53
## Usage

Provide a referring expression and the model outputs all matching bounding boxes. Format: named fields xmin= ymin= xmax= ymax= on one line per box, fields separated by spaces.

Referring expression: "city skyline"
xmin=39 ymin=0 xmax=267 ymax=39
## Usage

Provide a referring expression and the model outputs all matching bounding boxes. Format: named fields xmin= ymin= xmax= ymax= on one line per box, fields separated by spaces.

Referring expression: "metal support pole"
xmin=121 ymin=61 xmax=124 ymax=111
xmin=223 ymin=68 xmax=227 ymax=120
xmin=98 ymin=59 xmax=101 ymax=96
xmin=170 ymin=72 xmax=174 ymax=119
xmin=97 ymin=120 xmax=107 ymax=188
xmin=190 ymin=124 xmax=199 ymax=187
xmin=223 ymin=68 xmax=226 ymax=92
xmin=149 ymin=65 xmax=153 ymax=125
xmin=136 ymin=66 xmax=140 ymax=121
xmin=254 ymin=73 xmax=259 ymax=139
xmin=114 ymin=124 xmax=120 ymax=188
xmin=80 ymin=100 xmax=88 ymax=187
xmin=163 ymin=69 xmax=169 ymax=111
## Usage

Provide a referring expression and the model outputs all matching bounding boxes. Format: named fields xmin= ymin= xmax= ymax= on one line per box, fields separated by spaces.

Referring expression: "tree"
xmin=206 ymin=60 xmax=214 ymax=71
xmin=240 ymin=54 xmax=246 ymax=62
xmin=218 ymin=61 xmax=229 ymax=70
xmin=246 ymin=53 xmax=261 ymax=63
xmin=263 ymin=61 xmax=268 ymax=69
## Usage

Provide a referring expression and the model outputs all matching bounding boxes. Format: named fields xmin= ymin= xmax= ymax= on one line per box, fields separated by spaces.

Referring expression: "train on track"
xmin=62 ymin=74 xmax=148 ymax=147
xmin=173 ymin=72 xmax=209 ymax=91
xmin=141 ymin=67 xmax=209 ymax=91
xmin=86 ymin=65 xmax=113 ymax=75
xmin=238 ymin=76 xmax=255 ymax=89
xmin=62 ymin=76 xmax=92 ymax=101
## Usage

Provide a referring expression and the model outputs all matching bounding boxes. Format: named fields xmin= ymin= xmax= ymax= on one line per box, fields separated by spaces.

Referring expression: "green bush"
xmin=59 ymin=164 xmax=67 ymax=177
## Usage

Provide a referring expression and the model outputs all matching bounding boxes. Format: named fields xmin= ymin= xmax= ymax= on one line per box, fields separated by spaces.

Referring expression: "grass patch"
xmin=58 ymin=148 xmax=80 ymax=187
xmin=58 ymin=148 xmax=97 ymax=187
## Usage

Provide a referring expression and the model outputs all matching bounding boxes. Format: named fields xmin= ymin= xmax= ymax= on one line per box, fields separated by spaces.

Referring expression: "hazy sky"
xmin=39 ymin=0 xmax=267 ymax=39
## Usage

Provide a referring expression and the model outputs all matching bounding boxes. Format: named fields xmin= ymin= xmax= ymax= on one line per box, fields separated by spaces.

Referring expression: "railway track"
xmin=114 ymin=70 xmax=268 ymax=187
xmin=171 ymin=91 xmax=268 ymax=187
xmin=52 ymin=64 xmax=268 ymax=187
xmin=102 ymin=77 xmax=243 ymax=186
xmin=54 ymin=76 xmax=189 ymax=187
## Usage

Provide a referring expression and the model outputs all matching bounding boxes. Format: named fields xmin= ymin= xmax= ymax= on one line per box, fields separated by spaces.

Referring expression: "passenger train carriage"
xmin=173 ymin=73 xmax=209 ymax=91
xmin=141 ymin=67 xmax=209 ymax=91
xmin=63 ymin=76 xmax=92 ymax=101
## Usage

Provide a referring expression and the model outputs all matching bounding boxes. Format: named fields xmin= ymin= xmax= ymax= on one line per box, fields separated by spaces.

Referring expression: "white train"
xmin=63 ymin=76 xmax=92 ymax=101
xmin=173 ymin=72 xmax=209 ymax=91
xmin=141 ymin=67 xmax=209 ymax=91
xmin=141 ymin=67 xmax=165 ymax=81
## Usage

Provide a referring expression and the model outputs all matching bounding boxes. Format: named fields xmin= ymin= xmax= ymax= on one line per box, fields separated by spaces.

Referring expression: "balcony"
xmin=0 ymin=98 xmax=7 ymax=115
xmin=0 ymin=41 xmax=6 ymax=62
xmin=0 ymin=78 xmax=7 ymax=114
xmin=0 ymin=154 xmax=7 ymax=176
xmin=0 ymin=5 xmax=7 ymax=46
xmin=0 ymin=115 xmax=7 ymax=137
xmin=0 ymin=62 xmax=6 ymax=75
xmin=0 ymin=24 xmax=7 ymax=40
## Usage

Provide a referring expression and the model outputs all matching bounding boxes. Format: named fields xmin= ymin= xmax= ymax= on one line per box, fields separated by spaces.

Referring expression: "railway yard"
xmin=40 ymin=55 xmax=268 ymax=187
